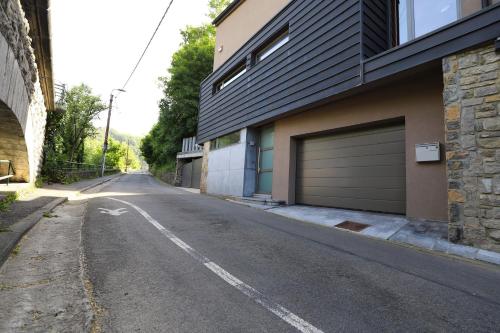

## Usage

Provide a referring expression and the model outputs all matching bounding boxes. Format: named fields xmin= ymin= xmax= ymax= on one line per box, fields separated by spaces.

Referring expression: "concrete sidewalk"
xmin=0 ymin=201 xmax=92 ymax=332
xmin=0 ymin=174 xmax=122 ymax=267
xmin=224 ymin=199 xmax=500 ymax=266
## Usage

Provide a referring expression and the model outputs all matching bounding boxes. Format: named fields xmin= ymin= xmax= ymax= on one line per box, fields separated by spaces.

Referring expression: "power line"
xmin=121 ymin=0 xmax=175 ymax=89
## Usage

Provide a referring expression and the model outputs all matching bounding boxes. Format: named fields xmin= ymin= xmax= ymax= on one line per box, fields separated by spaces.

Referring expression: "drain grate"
xmin=335 ymin=221 xmax=370 ymax=232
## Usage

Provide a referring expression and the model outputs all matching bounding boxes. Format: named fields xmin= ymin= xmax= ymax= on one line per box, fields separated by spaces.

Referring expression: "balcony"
xmin=197 ymin=0 xmax=500 ymax=143
xmin=177 ymin=137 xmax=203 ymax=159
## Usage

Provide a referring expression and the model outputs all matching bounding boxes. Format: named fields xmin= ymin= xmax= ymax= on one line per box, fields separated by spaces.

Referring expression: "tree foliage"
xmin=207 ymin=0 xmax=232 ymax=19
xmin=141 ymin=24 xmax=215 ymax=169
xmin=42 ymin=84 xmax=142 ymax=181
xmin=42 ymin=84 xmax=106 ymax=169
xmin=140 ymin=0 xmax=232 ymax=170
xmin=84 ymin=137 xmax=141 ymax=171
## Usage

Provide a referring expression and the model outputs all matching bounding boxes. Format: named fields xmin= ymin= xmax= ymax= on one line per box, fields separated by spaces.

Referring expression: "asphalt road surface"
xmin=83 ymin=174 xmax=500 ymax=333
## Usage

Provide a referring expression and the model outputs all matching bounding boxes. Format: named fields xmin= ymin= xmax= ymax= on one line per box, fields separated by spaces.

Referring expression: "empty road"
xmin=83 ymin=174 xmax=500 ymax=332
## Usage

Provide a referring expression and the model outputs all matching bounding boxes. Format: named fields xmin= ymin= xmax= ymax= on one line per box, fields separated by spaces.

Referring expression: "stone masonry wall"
xmin=0 ymin=0 xmax=38 ymax=99
xmin=443 ymin=42 xmax=500 ymax=252
xmin=200 ymin=142 xmax=210 ymax=193
xmin=0 ymin=0 xmax=47 ymax=182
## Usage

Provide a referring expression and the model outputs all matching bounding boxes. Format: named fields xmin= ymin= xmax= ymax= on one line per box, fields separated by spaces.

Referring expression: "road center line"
xmin=106 ymin=197 xmax=323 ymax=333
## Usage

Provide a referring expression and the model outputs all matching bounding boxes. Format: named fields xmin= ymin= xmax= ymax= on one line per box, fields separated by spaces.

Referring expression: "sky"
xmin=50 ymin=0 xmax=210 ymax=137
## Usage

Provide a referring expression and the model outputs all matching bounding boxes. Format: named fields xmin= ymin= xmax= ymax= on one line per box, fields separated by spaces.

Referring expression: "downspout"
xmin=359 ymin=0 xmax=365 ymax=85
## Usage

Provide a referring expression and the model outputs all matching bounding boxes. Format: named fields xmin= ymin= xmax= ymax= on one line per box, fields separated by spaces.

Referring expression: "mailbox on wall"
xmin=415 ymin=143 xmax=440 ymax=162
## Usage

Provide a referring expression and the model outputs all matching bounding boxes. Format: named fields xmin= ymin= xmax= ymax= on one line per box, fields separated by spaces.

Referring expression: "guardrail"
xmin=0 ymin=160 xmax=15 ymax=185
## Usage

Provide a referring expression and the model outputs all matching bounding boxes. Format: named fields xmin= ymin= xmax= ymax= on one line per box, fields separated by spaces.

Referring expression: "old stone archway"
xmin=0 ymin=100 xmax=30 ymax=182
xmin=0 ymin=0 xmax=54 ymax=183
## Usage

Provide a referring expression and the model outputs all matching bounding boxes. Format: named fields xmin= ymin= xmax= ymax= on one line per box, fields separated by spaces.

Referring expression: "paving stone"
xmin=447 ymin=244 xmax=478 ymax=259
xmin=405 ymin=235 xmax=436 ymax=249
xmin=433 ymin=239 xmax=451 ymax=253
xmin=475 ymin=249 xmax=500 ymax=265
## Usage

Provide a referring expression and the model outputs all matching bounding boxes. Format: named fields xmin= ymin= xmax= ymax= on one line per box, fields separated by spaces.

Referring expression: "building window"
xmin=214 ymin=62 xmax=247 ymax=93
xmin=397 ymin=0 xmax=484 ymax=44
xmin=210 ymin=131 xmax=240 ymax=150
xmin=255 ymin=28 xmax=289 ymax=63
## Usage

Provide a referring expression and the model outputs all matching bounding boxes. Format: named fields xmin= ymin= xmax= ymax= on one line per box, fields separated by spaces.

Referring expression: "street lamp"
xmin=101 ymin=88 xmax=126 ymax=177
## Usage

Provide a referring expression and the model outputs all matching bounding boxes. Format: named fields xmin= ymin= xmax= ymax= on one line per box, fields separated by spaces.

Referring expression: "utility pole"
xmin=101 ymin=88 xmax=125 ymax=177
xmin=125 ymin=139 xmax=130 ymax=173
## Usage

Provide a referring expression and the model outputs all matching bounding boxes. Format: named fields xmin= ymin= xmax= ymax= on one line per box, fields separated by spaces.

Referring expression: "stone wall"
xmin=0 ymin=0 xmax=47 ymax=182
xmin=174 ymin=159 xmax=187 ymax=187
xmin=443 ymin=42 xmax=500 ymax=252
xmin=0 ymin=0 xmax=38 ymax=99
xmin=155 ymin=171 xmax=176 ymax=186
xmin=200 ymin=141 xmax=210 ymax=193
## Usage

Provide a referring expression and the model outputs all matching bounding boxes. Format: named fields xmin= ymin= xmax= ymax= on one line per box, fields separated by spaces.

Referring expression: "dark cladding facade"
xmin=198 ymin=0 xmax=500 ymax=252
xmin=198 ymin=0 xmax=500 ymax=143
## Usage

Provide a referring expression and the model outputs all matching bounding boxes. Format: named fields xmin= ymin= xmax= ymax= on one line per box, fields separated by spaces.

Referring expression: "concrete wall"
xmin=273 ymin=69 xmax=448 ymax=222
xmin=0 ymin=0 xmax=47 ymax=182
xmin=213 ymin=0 xmax=290 ymax=70
xmin=443 ymin=42 xmax=500 ymax=252
xmin=207 ymin=129 xmax=247 ymax=196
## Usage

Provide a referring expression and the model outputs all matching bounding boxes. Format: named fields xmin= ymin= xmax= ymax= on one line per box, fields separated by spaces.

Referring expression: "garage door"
xmin=181 ymin=158 xmax=202 ymax=189
xmin=296 ymin=124 xmax=406 ymax=214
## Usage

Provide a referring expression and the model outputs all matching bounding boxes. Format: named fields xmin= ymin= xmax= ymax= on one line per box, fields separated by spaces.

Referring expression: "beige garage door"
xmin=296 ymin=124 xmax=406 ymax=214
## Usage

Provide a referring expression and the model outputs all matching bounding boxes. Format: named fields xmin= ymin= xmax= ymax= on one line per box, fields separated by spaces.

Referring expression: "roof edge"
xmin=212 ymin=0 xmax=245 ymax=26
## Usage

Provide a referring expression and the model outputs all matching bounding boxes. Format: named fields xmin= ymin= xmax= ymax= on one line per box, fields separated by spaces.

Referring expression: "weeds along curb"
xmin=0 ymin=174 xmax=121 ymax=268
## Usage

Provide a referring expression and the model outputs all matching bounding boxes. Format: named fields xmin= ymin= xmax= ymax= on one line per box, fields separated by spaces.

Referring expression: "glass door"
xmin=257 ymin=126 xmax=274 ymax=194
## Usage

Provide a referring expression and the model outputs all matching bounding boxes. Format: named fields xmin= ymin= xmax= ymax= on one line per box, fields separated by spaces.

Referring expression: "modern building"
xmin=0 ymin=0 xmax=55 ymax=183
xmin=197 ymin=0 xmax=500 ymax=251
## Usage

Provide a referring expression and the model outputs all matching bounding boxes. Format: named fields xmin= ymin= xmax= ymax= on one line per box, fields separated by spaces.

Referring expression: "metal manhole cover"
xmin=335 ymin=221 xmax=370 ymax=232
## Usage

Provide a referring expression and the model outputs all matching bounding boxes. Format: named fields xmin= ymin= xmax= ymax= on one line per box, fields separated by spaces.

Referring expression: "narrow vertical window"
xmin=398 ymin=0 xmax=409 ymax=44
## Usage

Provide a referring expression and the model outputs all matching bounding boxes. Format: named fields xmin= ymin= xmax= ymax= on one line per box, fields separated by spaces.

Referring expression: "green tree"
xmin=207 ymin=0 xmax=232 ymax=19
xmin=62 ymin=85 xmax=107 ymax=162
xmin=42 ymin=84 xmax=106 ymax=182
xmin=43 ymin=84 xmax=106 ymax=164
xmin=141 ymin=0 xmax=232 ymax=170
xmin=84 ymin=136 xmax=141 ymax=171
xmin=141 ymin=24 xmax=215 ymax=169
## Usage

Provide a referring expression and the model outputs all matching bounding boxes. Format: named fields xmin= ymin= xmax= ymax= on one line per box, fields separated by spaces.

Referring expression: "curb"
xmin=223 ymin=197 xmax=500 ymax=267
xmin=0 ymin=174 xmax=121 ymax=268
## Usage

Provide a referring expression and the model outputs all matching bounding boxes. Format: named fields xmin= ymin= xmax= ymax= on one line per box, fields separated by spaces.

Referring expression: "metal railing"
xmin=0 ymin=160 xmax=15 ymax=185
xmin=181 ymin=137 xmax=202 ymax=153
xmin=45 ymin=161 xmax=119 ymax=182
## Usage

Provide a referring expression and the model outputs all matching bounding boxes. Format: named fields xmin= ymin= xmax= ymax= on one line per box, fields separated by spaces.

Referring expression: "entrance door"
xmin=191 ymin=158 xmax=202 ymax=189
xmin=181 ymin=161 xmax=192 ymax=188
xmin=257 ymin=126 xmax=274 ymax=194
xmin=181 ymin=158 xmax=202 ymax=189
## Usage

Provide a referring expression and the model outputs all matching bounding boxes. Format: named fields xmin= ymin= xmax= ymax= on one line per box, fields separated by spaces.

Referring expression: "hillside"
xmin=94 ymin=128 xmax=147 ymax=169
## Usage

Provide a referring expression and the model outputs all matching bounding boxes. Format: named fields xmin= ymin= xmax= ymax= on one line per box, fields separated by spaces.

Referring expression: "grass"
xmin=0 ymin=192 xmax=19 ymax=212
xmin=43 ymin=211 xmax=58 ymax=218
xmin=11 ymin=243 xmax=21 ymax=256
xmin=0 ymin=226 xmax=12 ymax=233
xmin=35 ymin=176 xmax=48 ymax=188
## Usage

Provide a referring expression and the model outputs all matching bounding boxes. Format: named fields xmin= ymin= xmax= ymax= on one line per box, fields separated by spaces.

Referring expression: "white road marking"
xmin=98 ymin=208 xmax=128 ymax=216
xmin=106 ymin=197 xmax=323 ymax=333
